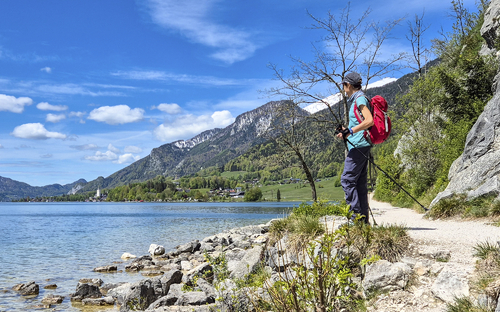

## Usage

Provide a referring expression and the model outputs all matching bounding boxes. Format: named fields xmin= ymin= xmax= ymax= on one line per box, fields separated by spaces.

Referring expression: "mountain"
xmin=78 ymin=101 xmax=303 ymax=192
xmin=0 ymin=176 xmax=87 ymax=201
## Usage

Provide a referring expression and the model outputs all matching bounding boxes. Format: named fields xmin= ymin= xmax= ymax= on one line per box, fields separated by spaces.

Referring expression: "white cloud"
xmin=111 ymin=70 xmax=246 ymax=86
xmin=154 ymin=110 xmax=235 ymax=142
xmin=0 ymin=144 xmax=3 ymax=149
xmin=88 ymin=105 xmax=144 ymax=125
xmin=85 ymin=150 xmax=118 ymax=161
xmin=154 ymin=103 xmax=182 ymax=115
xmin=69 ymin=111 xmax=86 ymax=117
xmin=11 ymin=123 xmax=67 ymax=140
xmin=144 ymin=0 xmax=259 ymax=64
xmin=46 ymin=113 xmax=66 ymax=123
xmin=108 ymin=144 xmax=120 ymax=153
xmin=124 ymin=145 xmax=142 ymax=153
xmin=37 ymin=102 xmax=68 ymax=111
xmin=0 ymin=94 xmax=33 ymax=113
xmin=114 ymin=153 xmax=140 ymax=164
xmin=40 ymin=67 xmax=52 ymax=73
xmin=70 ymin=144 xmax=99 ymax=151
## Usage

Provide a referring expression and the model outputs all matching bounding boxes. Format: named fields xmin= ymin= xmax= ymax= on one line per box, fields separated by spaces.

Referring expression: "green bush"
xmin=293 ymin=200 xmax=348 ymax=218
xmin=244 ymin=187 xmax=263 ymax=202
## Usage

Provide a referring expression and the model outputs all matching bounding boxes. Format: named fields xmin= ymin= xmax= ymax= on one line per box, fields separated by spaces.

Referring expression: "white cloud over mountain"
xmin=115 ymin=153 xmax=140 ymax=164
xmin=0 ymin=94 xmax=33 ymax=113
xmin=11 ymin=123 xmax=67 ymax=140
xmin=154 ymin=110 xmax=235 ymax=142
xmin=88 ymin=105 xmax=144 ymax=125
xmin=37 ymin=102 xmax=68 ymax=111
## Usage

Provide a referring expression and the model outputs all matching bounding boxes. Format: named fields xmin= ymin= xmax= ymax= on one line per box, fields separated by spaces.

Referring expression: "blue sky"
xmin=0 ymin=0 xmax=476 ymax=187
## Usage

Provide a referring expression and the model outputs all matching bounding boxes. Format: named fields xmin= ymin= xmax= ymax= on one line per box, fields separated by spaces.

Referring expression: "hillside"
xmin=0 ymin=176 xmax=87 ymax=201
xmin=78 ymin=101 xmax=303 ymax=192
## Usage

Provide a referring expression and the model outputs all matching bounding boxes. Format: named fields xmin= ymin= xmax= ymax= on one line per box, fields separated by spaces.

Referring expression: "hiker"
xmin=336 ymin=72 xmax=374 ymax=224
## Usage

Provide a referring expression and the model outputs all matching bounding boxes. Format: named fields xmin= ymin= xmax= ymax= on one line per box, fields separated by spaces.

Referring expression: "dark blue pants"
xmin=341 ymin=146 xmax=371 ymax=223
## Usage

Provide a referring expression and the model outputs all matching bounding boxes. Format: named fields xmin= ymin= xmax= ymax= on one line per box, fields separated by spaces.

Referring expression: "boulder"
xmin=175 ymin=291 xmax=214 ymax=306
xmin=120 ymin=279 xmax=163 ymax=311
xmin=182 ymin=263 xmax=212 ymax=285
xmin=106 ymin=282 xmax=132 ymax=305
xmin=163 ymin=284 xmax=184 ymax=306
xmin=228 ymin=245 xmax=263 ymax=279
xmin=13 ymin=281 xmax=39 ymax=296
xmin=176 ymin=240 xmax=201 ymax=254
xmin=100 ymin=282 xmax=127 ymax=295
xmin=43 ymin=284 xmax=57 ymax=289
xmin=41 ymin=294 xmax=64 ymax=304
xmin=82 ymin=296 xmax=115 ymax=306
xmin=160 ymin=269 xmax=183 ymax=295
xmin=93 ymin=265 xmax=118 ymax=273
xmin=79 ymin=278 xmax=103 ymax=286
xmin=70 ymin=283 xmax=102 ymax=301
xmin=121 ymin=252 xmax=137 ymax=260
xmin=362 ymin=260 xmax=412 ymax=295
xmin=196 ymin=278 xmax=216 ymax=300
xmin=431 ymin=268 xmax=469 ymax=303
xmin=149 ymin=244 xmax=166 ymax=256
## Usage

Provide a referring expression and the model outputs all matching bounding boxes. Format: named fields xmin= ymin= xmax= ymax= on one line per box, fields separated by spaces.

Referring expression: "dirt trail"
xmin=363 ymin=196 xmax=500 ymax=311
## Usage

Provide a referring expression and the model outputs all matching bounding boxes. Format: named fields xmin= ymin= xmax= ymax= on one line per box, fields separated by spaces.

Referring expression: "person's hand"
xmin=336 ymin=127 xmax=350 ymax=139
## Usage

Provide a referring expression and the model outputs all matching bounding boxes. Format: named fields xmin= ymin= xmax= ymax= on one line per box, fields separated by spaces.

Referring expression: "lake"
xmin=0 ymin=201 xmax=296 ymax=311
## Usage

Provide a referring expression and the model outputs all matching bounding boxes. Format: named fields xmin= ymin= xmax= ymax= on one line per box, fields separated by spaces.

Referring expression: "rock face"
xmin=362 ymin=260 xmax=412 ymax=295
xmin=13 ymin=281 xmax=39 ymax=296
xmin=432 ymin=0 xmax=500 ymax=207
xmin=431 ymin=268 xmax=470 ymax=303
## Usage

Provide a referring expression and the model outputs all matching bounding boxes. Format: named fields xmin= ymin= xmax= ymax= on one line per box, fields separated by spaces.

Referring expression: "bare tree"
xmin=265 ymin=100 xmax=321 ymax=202
xmin=266 ymin=3 xmax=406 ymax=128
xmin=406 ymin=12 xmax=431 ymax=77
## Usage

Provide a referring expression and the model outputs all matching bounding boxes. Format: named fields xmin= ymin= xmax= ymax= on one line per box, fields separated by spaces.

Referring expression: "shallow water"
xmin=0 ymin=201 xmax=294 ymax=311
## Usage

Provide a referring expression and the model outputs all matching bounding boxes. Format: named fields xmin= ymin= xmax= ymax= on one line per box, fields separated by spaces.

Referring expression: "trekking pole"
xmin=342 ymin=137 xmax=429 ymax=212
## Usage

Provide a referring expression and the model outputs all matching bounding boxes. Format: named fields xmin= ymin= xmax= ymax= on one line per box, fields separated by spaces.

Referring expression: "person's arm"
xmin=351 ymin=104 xmax=373 ymax=134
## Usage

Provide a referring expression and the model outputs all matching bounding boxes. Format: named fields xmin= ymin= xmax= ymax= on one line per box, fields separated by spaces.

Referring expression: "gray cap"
xmin=342 ymin=72 xmax=362 ymax=86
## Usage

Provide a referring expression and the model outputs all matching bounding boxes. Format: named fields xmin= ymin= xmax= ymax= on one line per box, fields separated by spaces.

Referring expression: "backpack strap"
xmin=353 ymin=95 xmax=373 ymax=145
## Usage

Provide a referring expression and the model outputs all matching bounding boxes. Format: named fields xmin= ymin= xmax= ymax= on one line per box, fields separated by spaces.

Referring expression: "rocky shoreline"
xmin=11 ymin=215 xmax=500 ymax=311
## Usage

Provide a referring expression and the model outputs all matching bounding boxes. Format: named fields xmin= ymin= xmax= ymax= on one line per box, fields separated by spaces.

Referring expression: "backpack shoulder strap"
xmin=353 ymin=94 xmax=371 ymax=123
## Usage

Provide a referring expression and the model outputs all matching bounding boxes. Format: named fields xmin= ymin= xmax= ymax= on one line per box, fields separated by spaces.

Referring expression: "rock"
xmin=82 ymin=296 xmax=115 ymax=305
xmin=164 ymin=283 xmax=184 ymax=306
xmin=120 ymin=279 xmax=164 ymax=311
xmin=149 ymin=244 xmax=166 ymax=256
xmin=180 ymin=261 xmax=193 ymax=271
xmin=431 ymin=91 xmax=500 ymax=206
xmin=41 ymin=294 xmax=64 ymax=304
xmin=70 ymin=283 xmax=102 ymax=301
xmin=481 ymin=0 xmax=500 ymax=54
xmin=196 ymin=278 xmax=216 ymax=300
xmin=431 ymin=268 xmax=469 ymax=303
xmin=175 ymin=291 xmax=214 ymax=306
xmin=147 ymin=304 xmax=216 ymax=311
xmin=362 ymin=260 xmax=412 ymax=295
xmin=414 ymin=262 xmax=428 ymax=276
xmin=106 ymin=282 xmax=131 ymax=305
xmin=142 ymin=270 xmax=164 ymax=277
xmin=228 ymin=245 xmax=263 ymax=279
xmin=121 ymin=252 xmax=137 ymax=260
xmin=13 ymin=281 xmax=39 ymax=296
xmin=100 ymin=282 xmax=127 ymax=295
xmin=79 ymin=278 xmax=103 ymax=286
xmin=182 ymin=263 xmax=212 ymax=285
xmin=93 ymin=265 xmax=118 ymax=272
xmin=176 ymin=240 xmax=201 ymax=254
xmin=43 ymin=284 xmax=57 ymax=289
xmin=159 ymin=269 xmax=183 ymax=295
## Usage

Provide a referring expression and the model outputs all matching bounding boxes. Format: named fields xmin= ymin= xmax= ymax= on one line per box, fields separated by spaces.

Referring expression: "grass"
xmin=260 ymin=178 xmax=345 ymax=202
xmin=445 ymin=297 xmax=492 ymax=312
xmin=428 ymin=194 xmax=500 ymax=220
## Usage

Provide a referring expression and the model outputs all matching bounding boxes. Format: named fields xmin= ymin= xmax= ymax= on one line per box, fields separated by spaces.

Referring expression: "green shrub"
xmin=473 ymin=241 xmax=500 ymax=260
xmin=428 ymin=195 xmax=467 ymax=219
xmin=445 ymin=297 xmax=491 ymax=312
xmin=293 ymin=200 xmax=348 ymax=218
xmin=244 ymin=187 xmax=263 ymax=202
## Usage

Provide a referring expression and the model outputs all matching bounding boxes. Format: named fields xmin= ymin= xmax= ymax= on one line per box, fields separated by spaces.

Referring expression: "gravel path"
xmin=364 ymin=196 xmax=500 ymax=312
xmin=370 ymin=196 xmax=500 ymax=271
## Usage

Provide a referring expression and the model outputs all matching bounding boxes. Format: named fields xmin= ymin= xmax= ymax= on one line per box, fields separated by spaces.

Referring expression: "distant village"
xmin=19 ymin=177 xmax=323 ymax=203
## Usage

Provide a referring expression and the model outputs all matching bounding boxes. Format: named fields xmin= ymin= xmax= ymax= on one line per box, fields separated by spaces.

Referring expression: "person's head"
xmin=342 ymin=72 xmax=362 ymax=95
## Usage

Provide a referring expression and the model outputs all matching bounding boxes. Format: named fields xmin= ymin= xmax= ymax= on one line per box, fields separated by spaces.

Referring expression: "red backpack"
xmin=353 ymin=95 xmax=391 ymax=145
